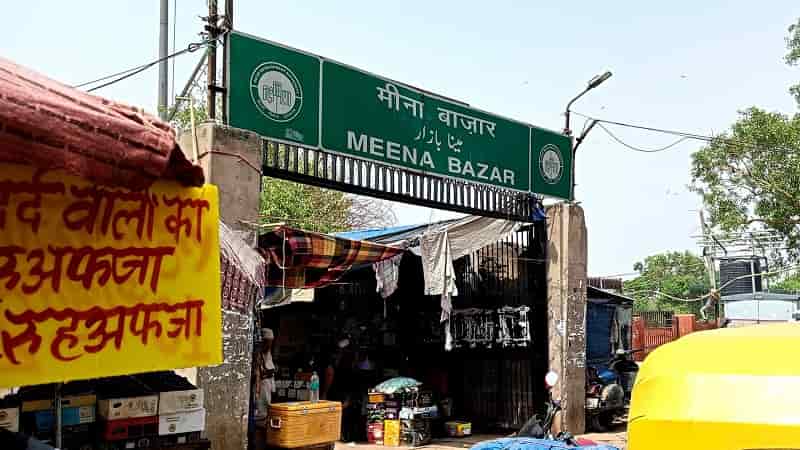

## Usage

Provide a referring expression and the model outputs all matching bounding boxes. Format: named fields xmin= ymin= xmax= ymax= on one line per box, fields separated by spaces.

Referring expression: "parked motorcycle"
xmin=585 ymin=366 xmax=625 ymax=431
xmin=470 ymin=371 xmax=619 ymax=450
xmin=608 ymin=349 xmax=640 ymax=401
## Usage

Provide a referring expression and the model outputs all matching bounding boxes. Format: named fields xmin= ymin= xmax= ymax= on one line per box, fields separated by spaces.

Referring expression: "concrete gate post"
xmin=546 ymin=203 xmax=587 ymax=434
xmin=178 ymin=123 xmax=264 ymax=450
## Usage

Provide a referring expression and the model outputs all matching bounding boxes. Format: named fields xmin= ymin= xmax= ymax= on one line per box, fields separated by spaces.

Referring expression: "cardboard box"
xmin=98 ymin=396 xmax=158 ymax=420
xmin=62 ymin=394 xmax=97 ymax=408
xmin=0 ymin=407 xmax=19 ymax=432
xmin=62 ymin=405 xmax=96 ymax=426
xmin=100 ymin=416 xmax=159 ymax=441
xmin=158 ymin=408 xmax=206 ymax=435
xmin=158 ymin=389 xmax=204 ymax=415
xmin=21 ymin=394 xmax=96 ymax=412
xmin=384 ymin=419 xmax=400 ymax=447
xmin=21 ymin=399 xmax=52 ymax=413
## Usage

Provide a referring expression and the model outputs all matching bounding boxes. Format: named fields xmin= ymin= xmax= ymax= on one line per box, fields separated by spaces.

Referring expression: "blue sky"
xmin=4 ymin=1 xmax=799 ymax=277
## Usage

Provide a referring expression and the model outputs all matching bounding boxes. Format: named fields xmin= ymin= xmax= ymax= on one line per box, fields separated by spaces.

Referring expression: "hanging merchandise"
xmin=497 ymin=306 xmax=532 ymax=348
xmin=451 ymin=309 xmax=497 ymax=349
xmin=450 ymin=307 xmax=532 ymax=349
xmin=374 ymin=254 xmax=403 ymax=299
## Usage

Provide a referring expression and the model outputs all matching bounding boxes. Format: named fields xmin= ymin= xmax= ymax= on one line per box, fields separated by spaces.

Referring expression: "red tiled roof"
xmin=0 ymin=56 xmax=204 ymax=190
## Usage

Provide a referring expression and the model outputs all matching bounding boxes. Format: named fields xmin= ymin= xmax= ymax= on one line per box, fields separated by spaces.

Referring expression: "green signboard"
xmin=228 ymin=31 xmax=572 ymax=199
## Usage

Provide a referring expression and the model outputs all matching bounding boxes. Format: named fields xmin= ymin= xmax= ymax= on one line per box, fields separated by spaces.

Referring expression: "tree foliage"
xmin=786 ymin=17 xmax=800 ymax=105
xmin=259 ymin=178 xmax=396 ymax=233
xmin=623 ymin=251 xmax=710 ymax=314
xmin=167 ymin=100 xmax=209 ymax=133
xmin=768 ymin=272 xmax=800 ymax=293
xmin=691 ymin=20 xmax=800 ymax=259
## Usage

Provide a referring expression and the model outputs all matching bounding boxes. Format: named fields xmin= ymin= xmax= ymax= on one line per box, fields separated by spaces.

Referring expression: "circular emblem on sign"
xmin=539 ymin=144 xmax=563 ymax=184
xmin=250 ymin=62 xmax=303 ymax=122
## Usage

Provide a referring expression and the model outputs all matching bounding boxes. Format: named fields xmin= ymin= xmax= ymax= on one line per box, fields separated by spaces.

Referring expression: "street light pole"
xmin=563 ymin=71 xmax=612 ymax=136
xmin=564 ymin=71 xmax=612 ymax=199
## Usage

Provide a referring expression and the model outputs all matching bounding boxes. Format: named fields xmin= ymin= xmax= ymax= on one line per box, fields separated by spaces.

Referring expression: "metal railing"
xmin=261 ymin=139 xmax=541 ymax=222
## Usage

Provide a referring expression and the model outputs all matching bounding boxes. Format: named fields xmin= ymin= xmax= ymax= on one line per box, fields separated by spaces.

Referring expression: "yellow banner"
xmin=0 ymin=164 xmax=221 ymax=387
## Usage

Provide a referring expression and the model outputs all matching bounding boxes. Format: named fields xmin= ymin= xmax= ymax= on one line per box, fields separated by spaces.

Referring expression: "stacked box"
xmin=95 ymin=376 xmax=158 ymax=450
xmin=135 ymin=371 xmax=205 ymax=447
xmin=134 ymin=372 xmax=203 ymax=414
xmin=366 ymin=391 xmax=386 ymax=443
xmin=17 ymin=386 xmax=96 ymax=445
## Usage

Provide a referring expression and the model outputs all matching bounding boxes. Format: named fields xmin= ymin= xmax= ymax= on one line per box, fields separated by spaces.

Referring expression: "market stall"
xmin=256 ymin=217 xmax=550 ymax=445
xmin=0 ymin=56 xmax=265 ymax=450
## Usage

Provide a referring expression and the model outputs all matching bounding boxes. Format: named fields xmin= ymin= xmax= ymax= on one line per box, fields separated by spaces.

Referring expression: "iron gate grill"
xmin=261 ymin=139 xmax=540 ymax=222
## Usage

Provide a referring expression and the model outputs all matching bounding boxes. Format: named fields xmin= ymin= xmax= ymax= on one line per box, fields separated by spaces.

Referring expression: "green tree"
xmin=787 ymin=17 xmax=800 ymax=105
xmin=259 ymin=178 xmax=351 ymax=233
xmin=167 ymin=100 xmax=208 ymax=132
xmin=769 ymin=272 xmax=800 ymax=293
xmin=691 ymin=19 xmax=800 ymax=259
xmin=623 ymin=251 xmax=710 ymax=314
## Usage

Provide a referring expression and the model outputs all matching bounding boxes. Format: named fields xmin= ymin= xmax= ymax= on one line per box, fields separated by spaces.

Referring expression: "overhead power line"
xmin=573 ymin=111 xmax=716 ymax=142
xmin=74 ymin=40 xmax=212 ymax=93
xmin=596 ymin=122 xmax=690 ymax=153
xmin=573 ymin=111 xmax=800 ymax=157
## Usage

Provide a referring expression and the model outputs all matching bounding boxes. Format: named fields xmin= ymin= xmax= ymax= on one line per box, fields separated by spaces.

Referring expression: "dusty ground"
xmin=335 ymin=428 xmax=628 ymax=450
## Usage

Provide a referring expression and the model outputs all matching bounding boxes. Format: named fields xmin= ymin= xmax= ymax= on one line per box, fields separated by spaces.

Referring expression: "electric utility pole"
xmin=158 ymin=0 xmax=169 ymax=120
xmin=207 ymin=0 xmax=219 ymax=120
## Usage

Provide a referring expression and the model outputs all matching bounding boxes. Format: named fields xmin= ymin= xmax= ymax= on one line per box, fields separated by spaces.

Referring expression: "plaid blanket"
xmin=260 ymin=226 xmax=404 ymax=288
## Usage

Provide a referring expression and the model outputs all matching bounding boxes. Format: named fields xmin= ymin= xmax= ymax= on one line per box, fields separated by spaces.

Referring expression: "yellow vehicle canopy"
xmin=628 ymin=323 xmax=800 ymax=450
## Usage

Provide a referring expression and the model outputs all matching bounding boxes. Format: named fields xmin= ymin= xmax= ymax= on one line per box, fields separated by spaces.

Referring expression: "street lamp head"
xmin=587 ymin=71 xmax=612 ymax=89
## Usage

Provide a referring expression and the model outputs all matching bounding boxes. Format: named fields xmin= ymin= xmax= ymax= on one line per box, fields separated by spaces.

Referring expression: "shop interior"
xmin=257 ymin=222 xmax=549 ymax=444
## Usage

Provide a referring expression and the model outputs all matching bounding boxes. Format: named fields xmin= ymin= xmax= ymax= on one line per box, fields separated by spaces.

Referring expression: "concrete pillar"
xmin=178 ymin=123 xmax=263 ymax=450
xmin=546 ymin=203 xmax=587 ymax=435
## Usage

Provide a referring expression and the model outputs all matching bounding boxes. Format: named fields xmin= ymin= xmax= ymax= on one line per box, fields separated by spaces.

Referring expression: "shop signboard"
xmin=0 ymin=164 xmax=222 ymax=387
xmin=227 ymin=31 xmax=572 ymax=200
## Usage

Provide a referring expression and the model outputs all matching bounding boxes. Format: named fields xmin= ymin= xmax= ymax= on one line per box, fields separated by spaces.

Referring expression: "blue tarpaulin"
xmin=334 ymin=224 xmax=421 ymax=241
xmin=587 ymin=302 xmax=615 ymax=362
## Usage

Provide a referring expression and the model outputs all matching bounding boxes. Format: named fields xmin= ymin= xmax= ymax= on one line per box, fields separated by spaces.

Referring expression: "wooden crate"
xmin=267 ymin=401 xmax=342 ymax=448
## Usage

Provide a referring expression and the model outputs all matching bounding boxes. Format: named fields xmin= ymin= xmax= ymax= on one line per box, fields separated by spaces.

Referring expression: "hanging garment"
xmin=420 ymin=230 xmax=458 ymax=299
xmin=374 ymin=254 xmax=403 ymax=298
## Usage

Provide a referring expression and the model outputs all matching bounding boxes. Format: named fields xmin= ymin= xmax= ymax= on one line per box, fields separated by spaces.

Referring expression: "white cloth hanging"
xmin=374 ymin=254 xmax=402 ymax=299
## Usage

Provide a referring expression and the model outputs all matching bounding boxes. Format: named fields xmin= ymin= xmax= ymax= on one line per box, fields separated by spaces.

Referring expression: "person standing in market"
xmin=255 ymin=328 xmax=276 ymax=420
